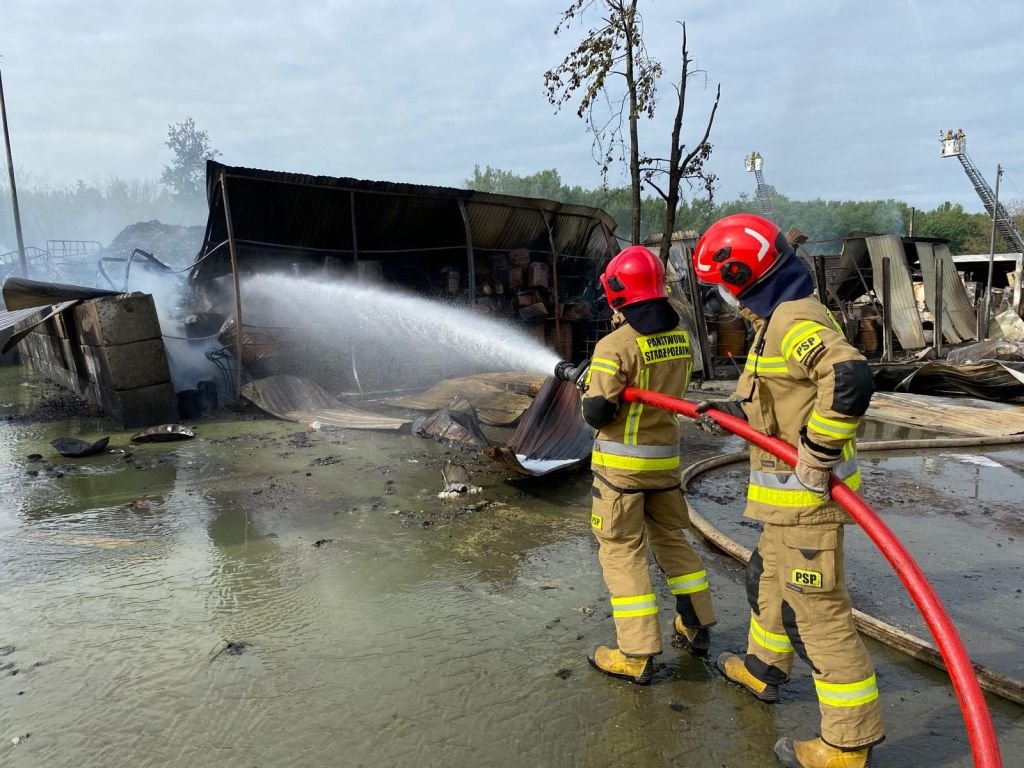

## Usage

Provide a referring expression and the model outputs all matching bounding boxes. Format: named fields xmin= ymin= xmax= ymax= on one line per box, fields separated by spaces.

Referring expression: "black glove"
xmin=693 ymin=400 xmax=746 ymax=436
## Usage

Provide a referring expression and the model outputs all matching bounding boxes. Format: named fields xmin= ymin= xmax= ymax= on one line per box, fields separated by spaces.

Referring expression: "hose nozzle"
xmin=553 ymin=359 xmax=590 ymax=390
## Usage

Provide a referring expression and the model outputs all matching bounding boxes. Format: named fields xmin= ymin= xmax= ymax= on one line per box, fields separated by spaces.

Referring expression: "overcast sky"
xmin=2 ymin=0 xmax=1022 ymax=212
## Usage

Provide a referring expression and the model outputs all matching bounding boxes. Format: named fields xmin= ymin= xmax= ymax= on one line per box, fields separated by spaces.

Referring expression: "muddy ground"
xmin=0 ymin=368 xmax=1022 ymax=767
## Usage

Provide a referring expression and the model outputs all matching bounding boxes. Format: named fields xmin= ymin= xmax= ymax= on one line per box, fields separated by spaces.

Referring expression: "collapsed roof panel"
xmin=484 ymin=377 xmax=594 ymax=476
xmin=930 ymin=242 xmax=979 ymax=342
xmin=190 ymin=161 xmax=617 ymax=287
xmin=866 ymin=235 xmax=926 ymax=349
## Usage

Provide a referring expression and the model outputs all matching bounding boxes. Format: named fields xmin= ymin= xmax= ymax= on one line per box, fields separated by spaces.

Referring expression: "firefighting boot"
xmin=587 ymin=644 xmax=654 ymax=685
xmin=774 ymin=737 xmax=873 ymax=768
xmin=673 ymin=615 xmax=711 ymax=656
xmin=716 ymin=652 xmax=779 ymax=702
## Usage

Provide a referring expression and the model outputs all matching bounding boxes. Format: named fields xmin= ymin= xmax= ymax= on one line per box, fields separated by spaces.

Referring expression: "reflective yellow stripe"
xmin=749 ymin=616 xmax=793 ymax=654
xmin=623 ymin=368 xmax=648 ymax=445
xmin=815 ymin=675 xmax=879 ymax=708
xmin=611 ymin=593 xmax=658 ymax=618
xmin=667 ymin=570 xmax=709 ymax=595
xmin=808 ymin=411 xmax=858 ymax=440
xmin=747 ymin=471 xmax=862 ymax=507
xmin=745 ymin=355 xmax=788 ymax=375
xmin=592 ymin=451 xmax=680 ymax=472
xmin=590 ymin=357 xmax=620 ymax=375
xmin=593 ymin=440 xmax=678 ymax=459
xmin=781 ymin=321 xmax=827 ymax=360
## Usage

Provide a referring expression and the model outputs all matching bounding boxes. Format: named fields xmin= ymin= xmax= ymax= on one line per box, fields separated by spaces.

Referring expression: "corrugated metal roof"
xmin=484 ymin=377 xmax=594 ymax=476
xmin=866 ymin=235 xmax=925 ymax=349
xmin=917 ymin=242 xmax=978 ymax=343
xmin=190 ymin=161 xmax=618 ymax=285
xmin=241 ymin=374 xmax=409 ymax=430
xmin=893 ymin=360 xmax=1024 ymax=400
xmin=0 ymin=301 xmax=80 ymax=354
xmin=0 ymin=306 xmax=50 ymax=333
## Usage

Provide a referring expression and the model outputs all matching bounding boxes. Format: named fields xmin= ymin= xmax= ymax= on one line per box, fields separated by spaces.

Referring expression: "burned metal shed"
xmin=188 ymin=162 xmax=619 ymax=393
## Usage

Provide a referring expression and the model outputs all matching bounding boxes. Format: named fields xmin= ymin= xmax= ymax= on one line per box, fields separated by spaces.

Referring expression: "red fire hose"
xmin=622 ymin=387 xmax=1003 ymax=768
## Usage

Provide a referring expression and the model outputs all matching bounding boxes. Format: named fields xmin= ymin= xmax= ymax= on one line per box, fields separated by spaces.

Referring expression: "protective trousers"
xmin=743 ymin=522 xmax=884 ymax=750
xmin=590 ymin=480 xmax=715 ymax=655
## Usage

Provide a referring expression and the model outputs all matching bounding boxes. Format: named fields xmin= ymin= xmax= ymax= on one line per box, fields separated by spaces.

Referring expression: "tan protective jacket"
xmin=734 ymin=296 xmax=873 ymax=525
xmin=584 ymin=320 xmax=692 ymax=491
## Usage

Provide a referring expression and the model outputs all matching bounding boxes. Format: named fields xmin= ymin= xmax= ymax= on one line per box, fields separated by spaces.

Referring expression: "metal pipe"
xmin=684 ymin=245 xmax=714 ymax=381
xmin=934 ymin=256 xmax=944 ymax=358
xmin=219 ymin=170 xmax=244 ymax=399
xmin=982 ymin=165 xmax=1003 ymax=339
xmin=457 ymin=199 xmax=476 ymax=300
xmin=349 ymin=190 xmax=359 ymax=263
xmin=0 ymin=67 xmax=27 ymax=277
xmin=814 ymin=254 xmax=828 ymax=305
xmin=881 ymin=256 xmax=893 ymax=362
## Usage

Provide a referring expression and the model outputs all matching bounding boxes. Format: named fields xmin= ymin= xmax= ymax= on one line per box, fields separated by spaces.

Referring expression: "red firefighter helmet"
xmin=692 ymin=213 xmax=793 ymax=298
xmin=600 ymin=246 xmax=666 ymax=310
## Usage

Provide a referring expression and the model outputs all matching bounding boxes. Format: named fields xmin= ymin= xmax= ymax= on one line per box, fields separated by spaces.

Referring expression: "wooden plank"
xmin=868 ymin=391 xmax=1024 ymax=436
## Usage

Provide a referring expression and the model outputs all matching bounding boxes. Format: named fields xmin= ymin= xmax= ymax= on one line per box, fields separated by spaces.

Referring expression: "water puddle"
xmin=0 ymin=368 xmax=1021 ymax=766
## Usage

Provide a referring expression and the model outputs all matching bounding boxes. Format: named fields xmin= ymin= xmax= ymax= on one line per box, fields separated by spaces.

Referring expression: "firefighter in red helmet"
xmin=693 ymin=214 xmax=882 ymax=768
xmin=582 ymin=245 xmax=716 ymax=684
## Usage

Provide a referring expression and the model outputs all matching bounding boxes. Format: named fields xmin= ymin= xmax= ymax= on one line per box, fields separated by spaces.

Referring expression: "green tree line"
xmin=467 ymin=165 xmax=1022 ymax=256
xmin=2 ymin=162 xmax=1018 ymax=259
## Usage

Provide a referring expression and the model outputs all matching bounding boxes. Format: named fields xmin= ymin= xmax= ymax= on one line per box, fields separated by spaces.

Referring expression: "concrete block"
xmin=59 ymin=337 xmax=89 ymax=381
xmin=79 ymin=339 xmax=171 ymax=391
xmin=76 ymin=295 xmax=163 ymax=347
xmin=96 ymin=381 xmax=179 ymax=428
xmin=22 ymin=331 xmax=64 ymax=367
xmin=52 ymin=311 xmax=73 ymax=340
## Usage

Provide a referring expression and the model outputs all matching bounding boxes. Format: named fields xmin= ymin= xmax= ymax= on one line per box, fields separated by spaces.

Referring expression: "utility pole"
xmin=0 ymin=65 xmax=28 ymax=277
xmin=982 ymin=164 xmax=1003 ymax=339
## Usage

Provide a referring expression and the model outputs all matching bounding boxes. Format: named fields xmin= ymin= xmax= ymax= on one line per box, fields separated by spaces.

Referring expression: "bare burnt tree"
xmin=544 ymin=0 xmax=661 ymax=245
xmin=640 ymin=23 xmax=721 ymax=264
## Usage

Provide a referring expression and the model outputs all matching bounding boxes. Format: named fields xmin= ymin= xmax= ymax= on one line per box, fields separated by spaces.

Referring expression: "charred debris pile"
xmin=6 ymin=161 xmax=1024 ymax=470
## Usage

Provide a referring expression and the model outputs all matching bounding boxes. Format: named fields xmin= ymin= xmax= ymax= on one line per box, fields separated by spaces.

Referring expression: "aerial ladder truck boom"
xmin=940 ymin=131 xmax=1024 ymax=253
xmin=744 ymin=151 xmax=779 ymax=225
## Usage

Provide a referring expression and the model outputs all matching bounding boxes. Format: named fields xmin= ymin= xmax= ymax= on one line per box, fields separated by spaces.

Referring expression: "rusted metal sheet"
xmin=665 ymin=242 xmax=706 ymax=376
xmin=914 ymin=242 xmax=962 ymax=344
xmin=868 ymin=391 xmax=1024 ymax=436
xmin=893 ymin=360 xmax=1024 ymax=400
xmin=51 ymin=436 xmax=110 ymax=457
xmin=932 ymin=243 xmax=979 ymax=341
xmin=131 ymin=424 xmax=195 ymax=443
xmin=411 ymin=395 xmax=490 ymax=450
xmin=385 ymin=373 xmax=546 ymax=426
xmin=242 ymin=374 xmax=409 ymax=430
xmin=866 ymin=235 xmax=925 ymax=349
xmin=484 ymin=377 xmax=594 ymax=475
